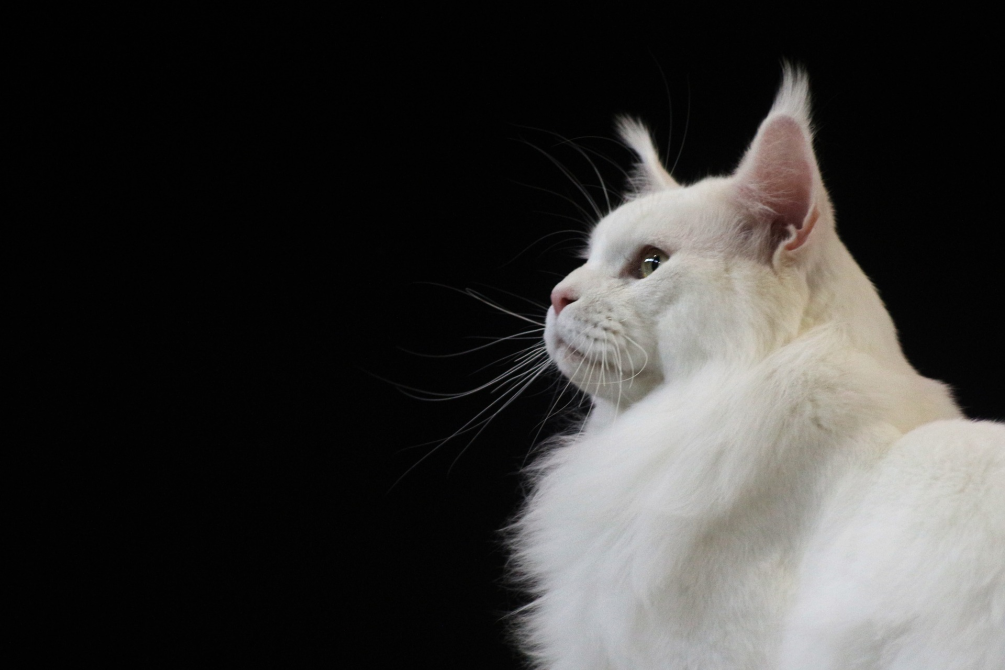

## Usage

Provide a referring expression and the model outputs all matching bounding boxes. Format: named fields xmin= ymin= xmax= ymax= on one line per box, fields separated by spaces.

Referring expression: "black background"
xmin=20 ymin=16 xmax=1004 ymax=668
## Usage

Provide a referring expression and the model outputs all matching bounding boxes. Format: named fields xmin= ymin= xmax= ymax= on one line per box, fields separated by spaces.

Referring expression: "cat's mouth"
xmin=554 ymin=334 xmax=587 ymax=363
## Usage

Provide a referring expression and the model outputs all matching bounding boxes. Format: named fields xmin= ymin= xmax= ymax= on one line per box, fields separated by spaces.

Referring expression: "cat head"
xmin=544 ymin=67 xmax=840 ymax=408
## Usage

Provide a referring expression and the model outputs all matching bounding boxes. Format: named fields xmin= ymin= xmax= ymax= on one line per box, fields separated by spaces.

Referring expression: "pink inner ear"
xmin=736 ymin=115 xmax=815 ymax=250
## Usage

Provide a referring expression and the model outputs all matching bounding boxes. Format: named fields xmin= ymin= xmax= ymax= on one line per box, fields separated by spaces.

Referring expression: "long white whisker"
xmin=401 ymin=353 xmax=551 ymax=447
xmin=510 ymin=179 xmax=596 ymax=225
xmin=670 ymin=74 xmax=691 ymax=177
xmin=531 ymin=208 xmax=600 ymax=228
xmin=446 ymin=359 xmax=554 ymax=474
xmin=622 ymin=336 xmax=636 ymax=393
xmin=541 ymin=133 xmax=613 ymax=214
xmin=387 ymin=355 xmax=553 ymax=491
xmin=464 ymin=289 xmax=546 ymax=327
xmin=518 ymin=140 xmax=603 ymax=221
xmin=621 ymin=332 xmax=651 ymax=384
xmin=527 ymin=373 xmax=580 ymax=458
xmin=499 ymin=229 xmax=590 ymax=268
xmin=480 ymin=346 xmax=550 ymax=382
xmin=398 ymin=328 xmax=545 ymax=358
xmin=375 ymin=343 xmax=548 ymax=402
xmin=574 ymin=146 xmax=611 ymax=214
xmin=471 ymin=284 xmax=551 ymax=313
xmin=645 ymin=49 xmax=675 ymax=170
xmin=614 ymin=336 xmax=624 ymax=415
xmin=511 ymin=122 xmax=632 ymax=187
xmin=412 ymin=282 xmax=547 ymax=327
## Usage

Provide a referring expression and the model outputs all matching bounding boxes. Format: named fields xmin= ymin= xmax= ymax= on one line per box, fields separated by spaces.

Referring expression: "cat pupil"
xmin=642 ymin=253 xmax=661 ymax=277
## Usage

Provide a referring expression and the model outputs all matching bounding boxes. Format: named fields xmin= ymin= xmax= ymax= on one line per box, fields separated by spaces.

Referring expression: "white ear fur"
xmin=617 ymin=116 xmax=680 ymax=196
xmin=732 ymin=67 xmax=819 ymax=255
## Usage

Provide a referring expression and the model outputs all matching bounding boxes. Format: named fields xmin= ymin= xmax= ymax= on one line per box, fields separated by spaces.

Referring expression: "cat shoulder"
xmin=779 ymin=419 xmax=1005 ymax=669
xmin=865 ymin=419 xmax=1005 ymax=552
xmin=884 ymin=418 xmax=1005 ymax=491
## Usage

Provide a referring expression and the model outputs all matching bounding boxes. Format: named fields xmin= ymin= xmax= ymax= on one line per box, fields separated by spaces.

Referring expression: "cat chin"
xmin=546 ymin=331 xmax=661 ymax=406
xmin=547 ymin=332 xmax=592 ymax=383
xmin=550 ymin=332 xmax=584 ymax=364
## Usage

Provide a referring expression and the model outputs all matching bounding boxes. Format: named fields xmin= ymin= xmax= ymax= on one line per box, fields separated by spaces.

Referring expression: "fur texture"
xmin=513 ymin=67 xmax=1005 ymax=669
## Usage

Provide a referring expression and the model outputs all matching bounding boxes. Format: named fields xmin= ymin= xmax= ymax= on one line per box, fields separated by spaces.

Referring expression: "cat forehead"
xmin=589 ymin=178 xmax=737 ymax=263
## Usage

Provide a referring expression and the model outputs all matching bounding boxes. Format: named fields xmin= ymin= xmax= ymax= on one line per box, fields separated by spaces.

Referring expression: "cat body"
xmin=513 ymin=69 xmax=1005 ymax=669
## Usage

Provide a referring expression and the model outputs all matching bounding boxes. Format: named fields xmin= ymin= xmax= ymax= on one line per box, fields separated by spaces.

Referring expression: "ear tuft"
xmin=768 ymin=63 xmax=812 ymax=130
xmin=617 ymin=116 xmax=680 ymax=196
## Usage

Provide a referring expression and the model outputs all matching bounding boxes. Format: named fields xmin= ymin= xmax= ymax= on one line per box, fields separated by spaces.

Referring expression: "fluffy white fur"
xmin=513 ymin=68 xmax=1005 ymax=669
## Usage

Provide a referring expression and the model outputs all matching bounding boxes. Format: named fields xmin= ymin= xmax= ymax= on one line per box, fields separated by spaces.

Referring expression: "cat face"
xmin=544 ymin=71 xmax=824 ymax=408
xmin=544 ymin=181 xmax=803 ymax=406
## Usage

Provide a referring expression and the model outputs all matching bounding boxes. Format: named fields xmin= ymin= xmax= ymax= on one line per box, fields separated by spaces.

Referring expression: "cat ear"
xmin=732 ymin=67 xmax=819 ymax=255
xmin=617 ymin=117 xmax=680 ymax=196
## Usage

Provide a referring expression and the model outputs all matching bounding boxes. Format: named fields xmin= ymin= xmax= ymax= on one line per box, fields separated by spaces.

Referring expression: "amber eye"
xmin=640 ymin=249 xmax=667 ymax=278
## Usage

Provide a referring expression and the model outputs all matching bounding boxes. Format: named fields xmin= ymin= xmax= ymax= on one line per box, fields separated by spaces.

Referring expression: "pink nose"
xmin=551 ymin=287 xmax=578 ymax=315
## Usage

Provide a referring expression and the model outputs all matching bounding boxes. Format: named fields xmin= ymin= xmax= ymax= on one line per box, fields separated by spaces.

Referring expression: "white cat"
xmin=512 ymin=67 xmax=1005 ymax=669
